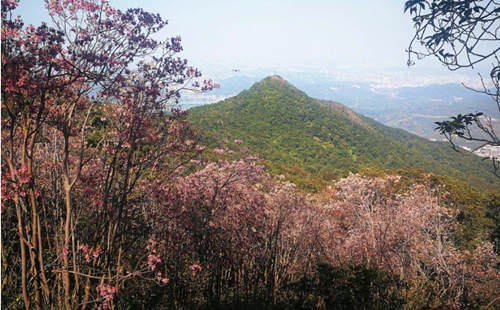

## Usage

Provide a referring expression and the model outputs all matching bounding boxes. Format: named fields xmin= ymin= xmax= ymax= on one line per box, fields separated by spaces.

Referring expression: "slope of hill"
xmin=188 ymin=76 xmax=499 ymax=191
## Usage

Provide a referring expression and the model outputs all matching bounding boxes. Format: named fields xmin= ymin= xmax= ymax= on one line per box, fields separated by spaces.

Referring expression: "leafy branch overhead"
xmin=405 ymin=0 xmax=499 ymax=73
xmin=405 ymin=0 xmax=500 ymax=176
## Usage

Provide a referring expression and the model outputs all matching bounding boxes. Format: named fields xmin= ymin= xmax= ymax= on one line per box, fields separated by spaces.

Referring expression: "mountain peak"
xmin=269 ymin=75 xmax=285 ymax=82
xmin=258 ymin=75 xmax=291 ymax=86
xmin=188 ymin=75 xmax=499 ymax=191
xmin=250 ymin=75 xmax=305 ymax=96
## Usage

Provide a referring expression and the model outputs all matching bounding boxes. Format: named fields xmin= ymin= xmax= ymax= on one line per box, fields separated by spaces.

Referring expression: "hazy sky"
xmin=15 ymin=0 xmax=486 ymax=85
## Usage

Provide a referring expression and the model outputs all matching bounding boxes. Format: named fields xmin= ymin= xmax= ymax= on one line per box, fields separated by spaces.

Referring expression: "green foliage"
xmin=484 ymin=191 xmax=500 ymax=253
xmin=188 ymin=76 xmax=499 ymax=191
xmin=189 ymin=77 xmax=498 ymax=250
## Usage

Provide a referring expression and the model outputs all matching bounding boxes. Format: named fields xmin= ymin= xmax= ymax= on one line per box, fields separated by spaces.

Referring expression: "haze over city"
xmin=16 ymin=0 xmax=490 ymax=87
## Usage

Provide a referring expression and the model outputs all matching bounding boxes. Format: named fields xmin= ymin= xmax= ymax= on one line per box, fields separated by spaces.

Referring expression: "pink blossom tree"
xmin=322 ymin=173 xmax=499 ymax=308
xmin=1 ymin=0 xmax=209 ymax=308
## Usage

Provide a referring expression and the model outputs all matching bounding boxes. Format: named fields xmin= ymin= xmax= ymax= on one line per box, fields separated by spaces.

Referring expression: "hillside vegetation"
xmin=3 ymin=1 xmax=499 ymax=308
xmin=189 ymin=76 xmax=499 ymax=191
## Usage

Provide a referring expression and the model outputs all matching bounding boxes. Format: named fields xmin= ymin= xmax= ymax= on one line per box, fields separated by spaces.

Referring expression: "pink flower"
xmin=190 ymin=264 xmax=203 ymax=277
xmin=93 ymin=245 xmax=102 ymax=258
xmin=62 ymin=247 xmax=69 ymax=259
xmin=156 ymin=272 xmax=169 ymax=284
xmin=146 ymin=238 xmax=156 ymax=251
xmin=79 ymin=244 xmax=89 ymax=253
xmin=97 ymin=285 xmax=117 ymax=302
xmin=18 ymin=176 xmax=30 ymax=184
xmin=194 ymin=144 xmax=205 ymax=152
xmin=213 ymin=148 xmax=225 ymax=155
xmin=246 ymin=155 xmax=259 ymax=161
xmin=190 ymin=264 xmax=202 ymax=272
xmin=147 ymin=253 xmax=162 ymax=271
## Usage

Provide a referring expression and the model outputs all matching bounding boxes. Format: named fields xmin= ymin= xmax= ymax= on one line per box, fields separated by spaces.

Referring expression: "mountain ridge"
xmin=188 ymin=76 xmax=499 ymax=191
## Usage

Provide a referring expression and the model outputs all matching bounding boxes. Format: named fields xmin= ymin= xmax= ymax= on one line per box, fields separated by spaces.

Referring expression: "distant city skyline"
xmin=15 ymin=0 xmax=489 ymax=86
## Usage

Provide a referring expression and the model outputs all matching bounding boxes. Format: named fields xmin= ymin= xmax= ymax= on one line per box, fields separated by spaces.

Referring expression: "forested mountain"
xmin=189 ymin=76 xmax=499 ymax=191
xmin=182 ymin=71 xmax=500 ymax=149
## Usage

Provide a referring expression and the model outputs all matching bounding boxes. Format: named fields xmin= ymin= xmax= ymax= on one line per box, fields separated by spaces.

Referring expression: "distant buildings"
xmin=472 ymin=145 xmax=500 ymax=159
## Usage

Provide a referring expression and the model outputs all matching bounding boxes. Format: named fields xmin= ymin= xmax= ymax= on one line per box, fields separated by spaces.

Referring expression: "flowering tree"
xmin=1 ymin=0 xmax=210 ymax=308
xmin=131 ymin=150 xmax=328 ymax=307
xmin=323 ymin=173 xmax=499 ymax=308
